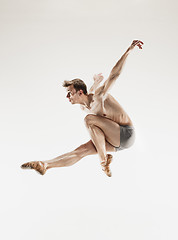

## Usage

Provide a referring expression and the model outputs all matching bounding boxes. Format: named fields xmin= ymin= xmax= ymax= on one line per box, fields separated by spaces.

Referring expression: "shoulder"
xmin=92 ymin=90 xmax=108 ymax=103
xmin=94 ymin=85 xmax=105 ymax=96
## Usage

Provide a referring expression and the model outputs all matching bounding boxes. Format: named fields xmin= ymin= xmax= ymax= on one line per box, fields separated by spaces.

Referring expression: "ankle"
xmin=42 ymin=162 xmax=48 ymax=170
xmin=100 ymin=158 xmax=107 ymax=167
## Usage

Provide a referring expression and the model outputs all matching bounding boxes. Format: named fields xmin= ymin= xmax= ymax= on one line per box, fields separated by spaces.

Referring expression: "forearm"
xmin=100 ymin=40 xmax=143 ymax=95
xmin=89 ymin=73 xmax=104 ymax=93
xmin=110 ymin=47 xmax=131 ymax=78
xmin=89 ymin=82 xmax=99 ymax=93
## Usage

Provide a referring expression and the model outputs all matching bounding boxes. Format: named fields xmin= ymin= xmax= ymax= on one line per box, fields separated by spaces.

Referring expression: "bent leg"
xmin=85 ymin=114 xmax=121 ymax=147
xmin=84 ymin=114 xmax=120 ymax=164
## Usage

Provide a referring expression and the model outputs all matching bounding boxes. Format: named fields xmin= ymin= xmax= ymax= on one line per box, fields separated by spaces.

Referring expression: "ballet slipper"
xmin=102 ymin=154 xmax=113 ymax=177
xmin=21 ymin=161 xmax=47 ymax=175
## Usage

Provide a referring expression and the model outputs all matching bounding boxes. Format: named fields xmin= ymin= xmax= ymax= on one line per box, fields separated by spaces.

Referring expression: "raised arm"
xmin=98 ymin=40 xmax=144 ymax=96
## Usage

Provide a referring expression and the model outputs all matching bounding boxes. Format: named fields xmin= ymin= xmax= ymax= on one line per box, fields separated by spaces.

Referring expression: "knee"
xmin=84 ymin=114 xmax=96 ymax=127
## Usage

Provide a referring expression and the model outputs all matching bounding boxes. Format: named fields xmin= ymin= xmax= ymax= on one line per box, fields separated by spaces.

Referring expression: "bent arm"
xmin=89 ymin=73 xmax=104 ymax=93
xmin=89 ymin=81 xmax=99 ymax=93
xmin=101 ymin=40 xmax=144 ymax=95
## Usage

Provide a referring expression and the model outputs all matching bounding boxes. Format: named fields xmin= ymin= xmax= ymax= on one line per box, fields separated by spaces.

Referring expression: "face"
xmin=66 ymin=85 xmax=82 ymax=104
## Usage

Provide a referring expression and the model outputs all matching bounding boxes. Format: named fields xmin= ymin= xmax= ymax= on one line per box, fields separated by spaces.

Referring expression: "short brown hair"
xmin=62 ymin=78 xmax=88 ymax=94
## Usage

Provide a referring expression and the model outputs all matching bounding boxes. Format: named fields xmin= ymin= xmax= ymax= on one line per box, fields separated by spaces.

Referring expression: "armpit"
xmin=94 ymin=85 xmax=105 ymax=96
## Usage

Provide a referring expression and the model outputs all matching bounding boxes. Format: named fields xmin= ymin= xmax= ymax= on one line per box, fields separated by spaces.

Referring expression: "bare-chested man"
xmin=21 ymin=40 xmax=144 ymax=177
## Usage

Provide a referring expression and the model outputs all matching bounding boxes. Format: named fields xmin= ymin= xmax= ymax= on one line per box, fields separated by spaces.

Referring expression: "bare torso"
xmin=81 ymin=93 xmax=133 ymax=126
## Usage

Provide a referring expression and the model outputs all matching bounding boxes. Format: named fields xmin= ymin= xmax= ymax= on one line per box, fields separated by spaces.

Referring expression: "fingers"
xmin=94 ymin=73 xmax=102 ymax=77
xmin=93 ymin=73 xmax=104 ymax=82
xmin=137 ymin=43 xmax=142 ymax=49
xmin=97 ymin=73 xmax=104 ymax=79
xmin=132 ymin=40 xmax=144 ymax=46
xmin=132 ymin=40 xmax=144 ymax=49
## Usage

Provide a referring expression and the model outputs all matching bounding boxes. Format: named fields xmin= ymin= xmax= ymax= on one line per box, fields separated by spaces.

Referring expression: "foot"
xmin=102 ymin=154 xmax=113 ymax=177
xmin=21 ymin=161 xmax=47 ymax=175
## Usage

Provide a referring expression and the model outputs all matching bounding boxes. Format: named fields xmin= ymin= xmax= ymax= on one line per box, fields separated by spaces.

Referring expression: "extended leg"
xmin=21 ymin=140 xmax=115 ymax=175
xmin=45 ymin=140 xmax=97 ymax=169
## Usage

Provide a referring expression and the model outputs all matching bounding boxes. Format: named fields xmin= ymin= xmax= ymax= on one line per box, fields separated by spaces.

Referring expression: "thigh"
xmin=84 ymin=115 xmax=120 ymax=147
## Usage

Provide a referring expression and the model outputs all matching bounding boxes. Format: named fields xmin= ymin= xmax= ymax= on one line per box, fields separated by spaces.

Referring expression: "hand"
xmin=129 ymin=40 xmax=144 ymax=50
xmin=93 ymin=73 xmax=104 ymax=84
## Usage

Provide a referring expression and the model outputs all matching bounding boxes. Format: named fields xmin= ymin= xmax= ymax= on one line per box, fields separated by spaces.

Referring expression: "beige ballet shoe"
xmin=102 ymin=154 xmax=113 ymax=177
xmin=21 ymin=161 xmax=47 ymax=175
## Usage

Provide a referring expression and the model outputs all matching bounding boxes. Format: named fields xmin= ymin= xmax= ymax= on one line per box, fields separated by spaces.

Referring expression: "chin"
xmin=70 ymin=100 xmax=77 ymax=105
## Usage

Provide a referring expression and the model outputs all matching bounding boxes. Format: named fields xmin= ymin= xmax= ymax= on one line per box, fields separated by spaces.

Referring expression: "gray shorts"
xmin=115 ymin=125 xmax=136 ymax=151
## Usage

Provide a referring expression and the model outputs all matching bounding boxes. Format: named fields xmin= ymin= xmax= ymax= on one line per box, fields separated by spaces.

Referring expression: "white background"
xmin=1 ymin=0 xmax=178 ymax=239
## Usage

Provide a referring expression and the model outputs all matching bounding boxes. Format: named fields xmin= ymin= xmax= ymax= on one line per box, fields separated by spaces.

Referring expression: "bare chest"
xmin=81 ymin=94 xmax=133 ymax=126
xmin=85 ymin=96 xmax=107 ymax=116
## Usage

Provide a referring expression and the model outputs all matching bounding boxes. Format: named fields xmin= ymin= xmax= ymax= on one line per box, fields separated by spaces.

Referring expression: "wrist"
xmin=126 ymin=47 xmax=131 ymax=54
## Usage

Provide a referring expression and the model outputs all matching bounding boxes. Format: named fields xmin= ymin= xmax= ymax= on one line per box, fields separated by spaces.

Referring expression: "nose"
xmin=66 ymin=92 xmax=70 ymax=98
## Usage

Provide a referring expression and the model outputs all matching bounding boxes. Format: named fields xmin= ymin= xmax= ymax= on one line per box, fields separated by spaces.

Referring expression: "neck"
xmin=80 ymin=94 xmax=93 ymax=108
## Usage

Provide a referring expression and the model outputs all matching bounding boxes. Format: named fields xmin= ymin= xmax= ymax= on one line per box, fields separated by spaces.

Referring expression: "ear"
xmin=79 ymin=90 xmax=83 ymax=95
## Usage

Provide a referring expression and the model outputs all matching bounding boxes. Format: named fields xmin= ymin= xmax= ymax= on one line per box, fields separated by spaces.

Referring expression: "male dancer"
xmin=21 ymin=40 xmax=144 ymax=177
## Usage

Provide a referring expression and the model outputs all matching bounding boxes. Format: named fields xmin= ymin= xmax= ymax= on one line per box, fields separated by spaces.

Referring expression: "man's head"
xmin=63 ymin=78 xmax=88 ymax=104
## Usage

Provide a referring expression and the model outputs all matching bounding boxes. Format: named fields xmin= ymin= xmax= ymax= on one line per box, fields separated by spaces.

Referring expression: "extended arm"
xmin=99 ymin=40 xmax=144 ymax=95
